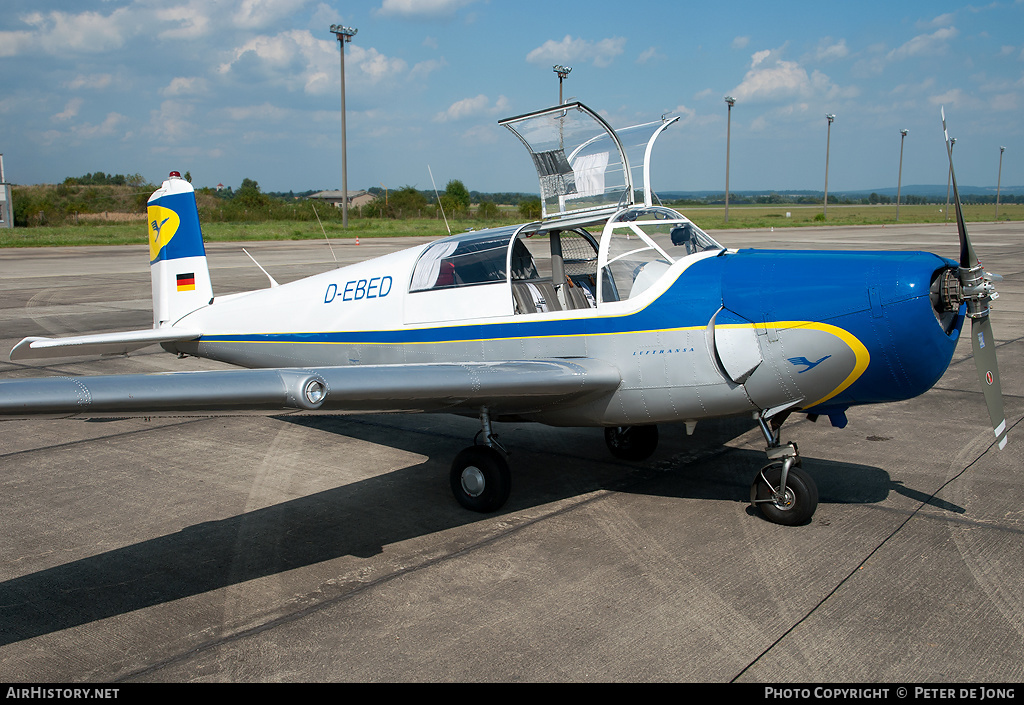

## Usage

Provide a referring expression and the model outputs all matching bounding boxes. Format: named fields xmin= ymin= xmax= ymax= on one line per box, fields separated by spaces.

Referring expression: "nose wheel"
xmin=750 ymin=412 xmax=819 ymax=525
xmin=750 ymin=459 xmax=818 ymax=526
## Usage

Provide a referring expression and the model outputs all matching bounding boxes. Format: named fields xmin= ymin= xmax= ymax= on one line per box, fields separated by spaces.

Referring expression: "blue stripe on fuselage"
xmin=200 ymin=253 xmax=728 ymax=345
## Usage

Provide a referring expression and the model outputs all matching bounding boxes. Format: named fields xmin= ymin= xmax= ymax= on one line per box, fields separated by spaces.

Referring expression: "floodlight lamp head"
xmin=724 ymin=96 xmax=735 ymax=106
xmin=330 ymin=24 xmax=358 ymax=41
xmin=553 ymin=65 xmax=572 ymax=79
xmin=826 ymin=113 xmax=835 ymax=123
xmin=901 ymin=129 xmax=909 ymax=137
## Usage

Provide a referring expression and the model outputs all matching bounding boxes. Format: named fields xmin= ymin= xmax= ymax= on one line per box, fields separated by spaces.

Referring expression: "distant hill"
xmin=656 ymin=185 xmax=1024 ymax=202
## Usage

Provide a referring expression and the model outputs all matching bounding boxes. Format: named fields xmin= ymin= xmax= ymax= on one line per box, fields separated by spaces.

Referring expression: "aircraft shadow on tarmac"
xmin=0 ymin=414 xmax=961 ymax=646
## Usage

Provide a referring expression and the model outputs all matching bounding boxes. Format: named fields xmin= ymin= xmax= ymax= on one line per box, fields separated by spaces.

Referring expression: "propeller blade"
xmin=941 ymin=107 xmax=977 ymax=269
xmin=972 ymin=315 xmax=1008 ymax=450
xmin=943 ymin=107 xmax=1008 ymax=450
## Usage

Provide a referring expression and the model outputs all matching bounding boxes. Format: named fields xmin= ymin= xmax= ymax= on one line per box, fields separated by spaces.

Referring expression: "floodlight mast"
xmin=553 ymin=65 xmax=571 ymax=104
xmin=823 ymin=114 xmax=835 ymax=218
xmin=995 ymin=145 xmax=1003 ymax=217
xmin=331 ymin=24 xmax=358 ymax=229
xmin=896 ymin=129 xmax=909 ymax=222
xmin=724 ymin=96 xmax=735 ymax=223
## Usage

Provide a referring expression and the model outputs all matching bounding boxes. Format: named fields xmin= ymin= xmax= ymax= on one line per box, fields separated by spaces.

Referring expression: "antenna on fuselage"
xmin=428 ymin=165 xmax=452 ymax=237
xmin=310 ymin=201 xmax=338 ymax=263
xmin=242 ymin=248 xmax=279 ymax=288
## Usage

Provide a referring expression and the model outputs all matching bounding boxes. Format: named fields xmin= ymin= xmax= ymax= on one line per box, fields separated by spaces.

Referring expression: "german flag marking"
xmin=176 ymin=273 xmax=196 ymax=292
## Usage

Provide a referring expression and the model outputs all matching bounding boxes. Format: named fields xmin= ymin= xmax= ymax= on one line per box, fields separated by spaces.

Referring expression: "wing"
xmin=0 ymin=359 xmax=621 ymax=417
xmin=10 ymin=329 xmax=201 ymax=360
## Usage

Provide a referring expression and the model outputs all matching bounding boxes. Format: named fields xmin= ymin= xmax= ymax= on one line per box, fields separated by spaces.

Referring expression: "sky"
xmin=2 ymin=0 xmax=1023 ymax=196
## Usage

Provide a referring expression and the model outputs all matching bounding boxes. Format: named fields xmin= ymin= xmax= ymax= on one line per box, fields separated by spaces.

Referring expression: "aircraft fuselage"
xmin=169 ymin=244 xmax=963 ymax=429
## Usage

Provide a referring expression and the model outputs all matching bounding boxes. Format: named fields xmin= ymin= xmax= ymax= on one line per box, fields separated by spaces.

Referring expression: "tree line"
xmin=20 ymin=171 xmax=1015 ymax=228
xmin=671 ymin=191 xmax=1024 ymax=206
xmin=10 ymin=174 xmax=543 ymax=227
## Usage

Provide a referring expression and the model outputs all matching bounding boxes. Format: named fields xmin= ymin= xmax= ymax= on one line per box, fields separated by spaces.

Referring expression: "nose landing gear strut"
xmin=750 ymin=412 xmax=819 ymax=525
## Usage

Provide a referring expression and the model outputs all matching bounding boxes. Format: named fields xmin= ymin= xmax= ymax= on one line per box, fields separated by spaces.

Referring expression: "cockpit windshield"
xmin=598 ymin=207 xmax=722 ymax=302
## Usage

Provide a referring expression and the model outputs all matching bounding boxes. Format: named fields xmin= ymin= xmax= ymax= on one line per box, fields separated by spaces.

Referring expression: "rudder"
xmin=148 ymin=172 xmax=213 ymax=327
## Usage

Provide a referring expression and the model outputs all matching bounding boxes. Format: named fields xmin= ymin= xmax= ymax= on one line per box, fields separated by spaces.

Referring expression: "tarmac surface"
xmin=0 ymin=222 xmax=1021 ymax=683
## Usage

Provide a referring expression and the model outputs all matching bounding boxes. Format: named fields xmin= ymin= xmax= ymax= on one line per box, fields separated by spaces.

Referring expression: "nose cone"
xmin=720 ymin=249 xmax=963 ymax=413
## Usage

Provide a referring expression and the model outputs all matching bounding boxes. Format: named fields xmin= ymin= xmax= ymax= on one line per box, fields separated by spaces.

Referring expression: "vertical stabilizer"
xmin=148 ymin=173 xmax=213 ymax=327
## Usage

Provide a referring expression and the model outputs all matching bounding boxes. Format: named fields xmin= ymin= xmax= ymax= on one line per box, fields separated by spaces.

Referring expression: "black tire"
xmin=450 ymin=446 xmax=511 ymax=513
xmin=604 ymin=425 xmax=659 ymax=461
xmin=750 ymin=462 xmax=818 ymax=526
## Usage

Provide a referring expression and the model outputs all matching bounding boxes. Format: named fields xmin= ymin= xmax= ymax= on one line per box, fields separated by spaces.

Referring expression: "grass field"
xmin=1 ymin=202 xmax=1020 ymax=248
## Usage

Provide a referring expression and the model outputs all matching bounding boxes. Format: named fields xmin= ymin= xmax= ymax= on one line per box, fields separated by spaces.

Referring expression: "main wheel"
xmin=604 ymin=425 xmax=659 ymax=461
xmin=450 ymin=446 xmax=511 ymax=513
xmin=750 ymin=462 xmax=818 ymax=526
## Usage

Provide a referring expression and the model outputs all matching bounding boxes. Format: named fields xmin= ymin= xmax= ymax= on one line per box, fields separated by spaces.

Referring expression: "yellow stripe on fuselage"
xmin=716 ymin=320 xmax=870 ymax=408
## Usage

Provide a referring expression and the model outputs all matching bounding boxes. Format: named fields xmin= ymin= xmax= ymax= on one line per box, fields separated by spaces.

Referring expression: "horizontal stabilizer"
xmin=0 ymin=359 xmax=621 ymax=416
xmin=10 ymin=329 xmax=202 ymax=361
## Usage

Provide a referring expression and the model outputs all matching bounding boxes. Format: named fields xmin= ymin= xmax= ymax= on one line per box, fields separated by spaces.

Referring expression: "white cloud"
xmin=729 ymin=47 xmax=852 ymax=106
xmin=732 ymin=36 xmax=750 ymax=50
xmin=66 ymin=74 xmax=114 ymax=91
xmin=918 ymin=12 xmax=956 ymax=29
xmin=72 ymin=113 xmax=128 ymax=140
xmin=637 ymin=46 xmax=664 ymax=65
xmin=161 ymin=77 xmax=209 ymax=97
xmin=156 ymin=2 xmax=213 ymax=40
xmin=809 ymin=38 xmax=849 ymax=63
xmin=928 ymin=88 xmax=976 ymax=109
xmin=234 ymin=0 xmax=313 ymax=29
xmin=410 ymin=57 xmax=448 ymax=82
xmin=217 ymin=29 xmax=407 ymax=94
xmin=666 ymin=104 xmax=697 ymax=126
xmin=731 ymin=50 xmax=812 ymax=103
xmin=147 ymin=100 xmax=195 ymax=141
xmin=53 ymin=99 xmax=84 ymax=122
xmin=351 ymin=45 xmax=409 ymax=84
xmin=221 ymin=103 xmax=293 ymax=122
xmin=377 ymin=0 xmax=478 ymax=18
xmin=991 ymin=93 xmax=1018 ymax=111
xmin=19 ymin=9 xmax=130 ymax=54
xmin=434 ymin=94 xmax=508 ymax=122
xmin=526 ymin=35 xmax=626 ymax=68
xmin=888 ymin=26 xmax=959 ymax=61
xmin=0 ymin=30 xmax=33 ymax=57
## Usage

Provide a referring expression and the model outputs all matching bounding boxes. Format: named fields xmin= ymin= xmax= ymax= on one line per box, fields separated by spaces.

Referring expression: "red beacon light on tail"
xmin=168 ymin=171 xmax=181 ymax=179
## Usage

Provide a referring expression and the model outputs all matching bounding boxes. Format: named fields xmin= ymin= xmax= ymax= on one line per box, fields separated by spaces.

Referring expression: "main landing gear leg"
xmin=450 ymin=406 xmax=511 ymax=513
xmin=749 ymin=412 xmax=819 ymax=526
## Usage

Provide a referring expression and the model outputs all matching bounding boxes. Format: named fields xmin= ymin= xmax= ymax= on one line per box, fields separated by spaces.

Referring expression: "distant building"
xmin=307 ymin=189 xmax=374 ymax=209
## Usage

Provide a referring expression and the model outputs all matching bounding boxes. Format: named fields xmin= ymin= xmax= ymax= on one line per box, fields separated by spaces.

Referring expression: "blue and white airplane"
xmin=1 ymin=103 xmax=1007 ymax=525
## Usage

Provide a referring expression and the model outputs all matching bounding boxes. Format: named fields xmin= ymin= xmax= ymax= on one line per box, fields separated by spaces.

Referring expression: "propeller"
xmin=942 ymin=108 xmax=1008 ymax=450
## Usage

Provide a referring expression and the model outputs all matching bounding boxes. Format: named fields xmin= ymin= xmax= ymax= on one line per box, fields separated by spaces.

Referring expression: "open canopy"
xmin=499 ymin=102 xmax=677 ymax=223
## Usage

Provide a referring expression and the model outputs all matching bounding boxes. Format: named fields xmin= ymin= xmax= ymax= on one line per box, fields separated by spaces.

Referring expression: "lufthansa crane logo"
xmin=147 ymin=205 xmax=180 ymax=261
xmin=788 ymin=355 xmax=832 ymax=373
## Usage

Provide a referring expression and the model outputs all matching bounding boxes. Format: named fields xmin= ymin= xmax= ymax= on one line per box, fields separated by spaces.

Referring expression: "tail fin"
xmin=148 ymin=172 xmax=213 ymax=327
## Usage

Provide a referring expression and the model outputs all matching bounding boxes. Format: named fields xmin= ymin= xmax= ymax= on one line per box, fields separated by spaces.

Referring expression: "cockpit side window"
xmin=669 ymin=222 xmax=722 ymax=256
xmin=410 ymin=229 xmax=515 ymax=292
